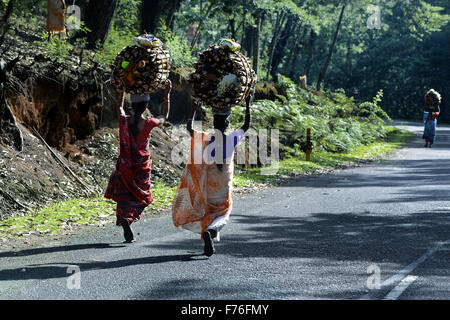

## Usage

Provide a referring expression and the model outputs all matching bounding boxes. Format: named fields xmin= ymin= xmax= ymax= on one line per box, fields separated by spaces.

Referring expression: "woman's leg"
xmin=202 ymin=230 xmax=215 ymax=257
xmin=121 ymin=218 xmax=134 ymax=243
xmin=115 ymin=202 xmax=146 ymax=243
xmin=207 ymin=212 xmax=231 ymax=241
xmin=203 ymin=212 xmax=231 ymax=256
xmin=429 ymin=120 xmax=437 ymax=147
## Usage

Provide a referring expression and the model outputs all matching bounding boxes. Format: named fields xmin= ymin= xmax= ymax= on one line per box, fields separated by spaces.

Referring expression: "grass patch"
xmin=0 ymin=197 xmax=116 ymax=239
xmin=0 ymin=179 xmax=177 ymax=241
xmin=149 ymin=180 xmax=177 ymax=209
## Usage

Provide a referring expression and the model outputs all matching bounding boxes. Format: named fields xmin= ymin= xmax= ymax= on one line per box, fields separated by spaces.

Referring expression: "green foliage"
xmin=234 ymin=127 xmax=414 ymax=183
xmin=93 ymin=27 xmax=135 ymax=66
xmin=323 ymin=0 xmax=450 ymax=123
xmin=254 ymin=81 xmax=279 ymax=100
xmin=38 ymin=36 xmax=72 ymax=62
xmin=92 ymin=3 xmax=196 ymax=69
xmin=156 ymin=22 xmax=195 ymax=69
xmin=92 ymin=0 xmax=141 ymax=65
xmin=231 ymin=75 xmax=389 ymax=154
xmin=32 ymin=23 xmax=91 ymax=64
xmin=112 ymin=0 xmax=141 ymax=36
xmin=410 ymin=1 xmax=450 ymax=40
xmin=0 ymin=197 xmax=116 ymax=237
xmin=4 ymin=0 xmax=449 ymax=124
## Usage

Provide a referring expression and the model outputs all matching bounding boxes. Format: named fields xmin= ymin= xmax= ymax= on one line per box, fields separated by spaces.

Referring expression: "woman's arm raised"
xmin=117 ymin=91 xmax=126 ymax=117
xmin=187 ymin=101 xmax=198 ymax=136
xmin=157 ymin=80 xmax=172 ymax=125
xmin=240 ymin=92 xmax=253 ymax=133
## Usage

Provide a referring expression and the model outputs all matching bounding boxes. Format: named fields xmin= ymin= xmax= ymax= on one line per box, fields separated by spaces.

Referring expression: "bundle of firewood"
xmin=424 ymin=89 xmax=441 ymax=111
xmin=111 ymin=45 xmax=170 ymax=94
xmin=191 ymin=44 xmax=257 ymax=109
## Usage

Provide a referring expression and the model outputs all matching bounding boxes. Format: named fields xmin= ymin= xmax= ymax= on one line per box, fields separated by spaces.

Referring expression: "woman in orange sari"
xmin=172 ymin=97 xmax=251 ymax=256
xmin=105 ymin=80 xmax=172 ymax=243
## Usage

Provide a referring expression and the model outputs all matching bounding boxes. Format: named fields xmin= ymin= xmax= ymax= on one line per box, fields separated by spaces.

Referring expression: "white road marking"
xmin=383 ymin=275 xmax=418 ymax=300
xmin=360 ymin=240 xmax=448 ymax=300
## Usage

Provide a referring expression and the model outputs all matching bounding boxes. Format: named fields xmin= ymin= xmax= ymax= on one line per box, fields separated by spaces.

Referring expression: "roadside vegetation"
xmin=0 ymin=124 xmax=414 ymax=243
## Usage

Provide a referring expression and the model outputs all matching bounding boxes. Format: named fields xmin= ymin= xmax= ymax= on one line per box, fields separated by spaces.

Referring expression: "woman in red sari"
xmin=105 ymin=80 xmax=172 ymax=243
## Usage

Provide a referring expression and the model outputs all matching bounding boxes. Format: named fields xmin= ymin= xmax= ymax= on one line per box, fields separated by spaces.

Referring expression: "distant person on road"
xmin=104 ymin=80 xmax=172 ymax=243
xmin=352 ymin=87 xmax=360 ymax=104
xmin=422 ymin=89 xmax=441 ymax=148
xmin=172 ymin=95 xmax=252 ymax=257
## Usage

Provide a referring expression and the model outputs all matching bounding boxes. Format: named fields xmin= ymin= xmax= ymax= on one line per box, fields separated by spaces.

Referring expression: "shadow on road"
xmin=0 ymin=243 xmax=125 ymax=258
xmin=0 ymin=253 xmax=206 ymax=281
xmin=139 ymin=210 xmax=449 ymax=299
xmin=152 ymin=211 xmax=449 ymax=261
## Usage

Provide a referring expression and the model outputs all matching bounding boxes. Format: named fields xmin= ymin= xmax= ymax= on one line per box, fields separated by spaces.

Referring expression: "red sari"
xmin=105 ymin=114 xmax=159 ymax=225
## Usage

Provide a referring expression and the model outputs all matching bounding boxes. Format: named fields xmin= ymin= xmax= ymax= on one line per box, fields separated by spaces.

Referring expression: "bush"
xmin=156 ymin=23 xmax=195 ymax=69
xmin=231 ymin=75 xmax=389 ymax=155
xmin=92 ymin=0 xmax=141 ymax=65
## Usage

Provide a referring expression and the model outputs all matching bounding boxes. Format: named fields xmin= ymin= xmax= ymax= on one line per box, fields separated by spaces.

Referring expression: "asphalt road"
xmin=0 ymin=121 xmax=448 ymax=300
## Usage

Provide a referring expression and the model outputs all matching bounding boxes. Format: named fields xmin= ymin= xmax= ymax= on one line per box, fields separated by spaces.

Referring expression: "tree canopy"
xmin=1 ymin=0 xmax=449 ymax=121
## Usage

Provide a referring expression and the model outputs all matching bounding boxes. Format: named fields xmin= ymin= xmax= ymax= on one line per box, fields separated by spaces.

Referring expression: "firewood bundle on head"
xmin=111 ymin=36 xmax=170 ymax=95
xmin=191 ymin=41 xmax=257 ymax=109
xmin=424 ymin=89 xmax=441 ymax=111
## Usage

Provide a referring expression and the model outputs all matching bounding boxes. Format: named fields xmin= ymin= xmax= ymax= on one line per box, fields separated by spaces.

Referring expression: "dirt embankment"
xmin=0 ymin=34 xmax=192 ymax=221
xmin=0 ymin=32 xmax=277 ymax=222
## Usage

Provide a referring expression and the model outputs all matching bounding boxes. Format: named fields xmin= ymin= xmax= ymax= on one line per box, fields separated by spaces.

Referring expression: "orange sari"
xmin=46 ymin=0 xmax=66 ymax=34
xmin=172 ymin=129 xmax=237 ymax=236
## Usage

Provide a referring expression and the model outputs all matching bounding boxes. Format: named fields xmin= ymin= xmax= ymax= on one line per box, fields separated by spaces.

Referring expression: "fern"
xmin=231 ymin=76 xmax=388 ymax=155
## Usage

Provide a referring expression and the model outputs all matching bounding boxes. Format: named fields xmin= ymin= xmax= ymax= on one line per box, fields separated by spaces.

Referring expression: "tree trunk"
xmin=229 ymin=18 xmax=236 ymax=39
xmin=240 ymin=8 xmax=246 ymax=45
xmin=84 ymin=0 xmax=119 ymax=49
xmin=243 ymin=25 xmax=253 ymax=57
xmin=316 ymin=1 xmax=347 ymax=90
xmin=303 ymin=29 xmax=316 ymax=77
xmin=270 ymin=16 xmax=296 ymax=79
xmin=343 ymin=36 xmax=354 ymax=87
xmin=190 ymin=0 xmax=217 ymax=49
xmin=252 ymin=10 xmax=262 ymax=76
xmin=141 ymin=0 xmax=164 ymax=34
xmin=67 ymin=0 xmax=87 ymax=19
xmin=141 ymin=0 xmax=180 ymax=33
xmin=286 ymin=27 xmax=307 ymax=78
xmin=0 ymin=58 xmax=23 ymax=152
xmin=266 ymin=11 xmax=287 ymax=80
xmin=165 ymin=0 xmax=181 ymax=31
xmin=0 ymin=0 xmax=14 ymax=47
xmin=287 ymin=45 xmax=300 ymax=78
xmin=0 ymin=0 xmax=14 ymax=25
